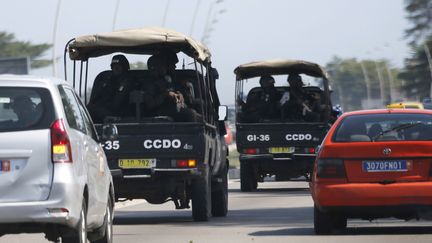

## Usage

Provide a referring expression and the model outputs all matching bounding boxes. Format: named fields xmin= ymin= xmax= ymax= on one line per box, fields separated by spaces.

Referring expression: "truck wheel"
xmin=240 ymin=161 xmax=254 ymax=192
xmin=314 ymin=205 xmax=333 ymax=235
xmin=62 ymin=200 xmax=87 ymax=243
xmin=192 ymin=166 xmax=211 ymax=222
xmin=211 ymin=160 xmax=228 ymax=217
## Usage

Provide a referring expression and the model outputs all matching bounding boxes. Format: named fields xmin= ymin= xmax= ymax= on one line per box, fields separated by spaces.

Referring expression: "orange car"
xmin=310 ymin=108 xmax=432 ymax=234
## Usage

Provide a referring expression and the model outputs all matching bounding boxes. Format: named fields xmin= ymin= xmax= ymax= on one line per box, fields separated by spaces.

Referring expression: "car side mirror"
xmin=218 ymin=105 xmax=228 ymax=121
xmin=102 ymin=124 xmax=118 ymax=140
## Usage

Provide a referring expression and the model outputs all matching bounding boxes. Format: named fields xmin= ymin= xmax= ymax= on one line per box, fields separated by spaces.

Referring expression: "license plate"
xmin=269 ymin=147 xmax=295 ymax=154
xmin=362 ymin=160 xmax=408 ymax=172
xmin=118 ymin=159 xmax=156 ymax=169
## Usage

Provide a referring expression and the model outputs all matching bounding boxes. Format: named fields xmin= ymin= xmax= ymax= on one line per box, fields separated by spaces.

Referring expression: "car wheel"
xmin=211 ymin=160 xmax=228 ymax=217
xmin=240 ymin=160 xmax=254 ymax=192
xmin=62 ymin=200 xmax=87 ymax=243
xmin=90 ymin=196 xmax=114 ymax=243
xmin=314 ymin=205 xmax=333 ymax=235
xmin=333 ymin=214 xmax=347 ymax=230
xmin=192 ymin=166 xmax=211 ymax=222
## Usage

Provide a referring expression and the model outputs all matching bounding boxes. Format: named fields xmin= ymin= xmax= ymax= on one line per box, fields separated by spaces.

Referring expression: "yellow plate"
xmin=269 ymin=147 xmax=295 ymax=154
xmin=118 ymin=159 xmax=156 ymax=169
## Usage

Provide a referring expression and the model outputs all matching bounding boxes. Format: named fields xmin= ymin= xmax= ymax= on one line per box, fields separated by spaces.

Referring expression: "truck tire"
xmin=211 ymin=160 xmax=228 ymax=217
xmin=240 ymin=160 xmax=255 ymax=192
xmin=192 ymin=166 xmax=211 ymax=222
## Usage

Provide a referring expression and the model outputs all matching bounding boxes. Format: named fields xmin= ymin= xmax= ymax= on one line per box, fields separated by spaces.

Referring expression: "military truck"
xmin=234 ymin=60 xmax=333 ymax=191
xmin=64 ymin=27 xmax=228 ymax=221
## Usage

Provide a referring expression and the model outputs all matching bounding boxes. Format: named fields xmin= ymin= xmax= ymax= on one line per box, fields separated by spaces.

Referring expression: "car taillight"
xmin=51 ymin=119 xmax=72 ymax=163
xmin=176 ymin=159 xmax=196 ymax=168
xmin=243 ymin=148 xmax=258 ymax=154
xmin=317 ymin=159 xmax=346 ymax=178
xmin=429 ymin=161 xmax=432 ymax=177
xmin=304 ymin=147 xmax=315 ymax=154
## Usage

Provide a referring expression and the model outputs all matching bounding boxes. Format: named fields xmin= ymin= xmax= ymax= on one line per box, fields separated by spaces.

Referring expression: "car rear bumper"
xmin=312 ymin=181 xmax=432 ymax=207
xmin=0 ymin=165 xmax=83 ymax=229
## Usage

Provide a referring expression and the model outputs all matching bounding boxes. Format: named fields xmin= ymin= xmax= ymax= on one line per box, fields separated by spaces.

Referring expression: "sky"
xmin=0 ymin=0 xmax=410 ymax=104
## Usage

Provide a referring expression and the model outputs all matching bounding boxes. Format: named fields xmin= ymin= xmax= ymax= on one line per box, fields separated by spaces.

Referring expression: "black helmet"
xmin=111 ymin=54 xmax=130 ymax=70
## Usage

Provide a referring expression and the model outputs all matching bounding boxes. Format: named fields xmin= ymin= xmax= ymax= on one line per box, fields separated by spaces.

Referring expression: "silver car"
xmin=0 ymin=75 xmax=114 ymax=243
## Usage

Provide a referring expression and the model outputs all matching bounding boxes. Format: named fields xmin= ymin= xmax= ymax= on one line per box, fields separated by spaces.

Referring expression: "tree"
xmin=404 ymin=0 xmax=432 ymax=44
xmin=0 ymin=31 xmax=52 ymax=69
xmin=401 ymin=0 xmax=432 ymax=99
xmin=399 ymin=36 xmax=432 ymax=99
xmin=326 ymin=57 xmax=401 ymax=111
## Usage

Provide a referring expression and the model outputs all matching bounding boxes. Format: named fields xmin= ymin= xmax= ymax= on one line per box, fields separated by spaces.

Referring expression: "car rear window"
xmin=0 ymin=87 xmax=55 ymax=132
xmin=333 ymin=113 xmax=432 ymax=142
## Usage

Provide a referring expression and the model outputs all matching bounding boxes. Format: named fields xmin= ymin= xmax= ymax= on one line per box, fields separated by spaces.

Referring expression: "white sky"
xmin=0 ymin=0 xmax=410 ymax=104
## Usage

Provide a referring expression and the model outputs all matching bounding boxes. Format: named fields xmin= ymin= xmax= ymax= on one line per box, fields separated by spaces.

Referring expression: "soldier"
xmin=239 ymin=75 xmax=281 ymax=122
xmin=87 ymin=54 xmax=132 ymax=122
xmin=281 ymin=73 xmax=321 ymax=122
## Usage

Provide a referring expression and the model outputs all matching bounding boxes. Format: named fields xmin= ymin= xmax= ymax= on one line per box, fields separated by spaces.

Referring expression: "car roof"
xmin=68 ymin=27 xmax=211 ymax=64
xmin=386 ymin=101 xmax=424 ymax=109
xmin=340 ymin=108 xmax=432 ymax=118
xmin=0 ymin=74 xmax=69 ymax=88
xmin=234 ymin=59 xmax=329 ymax=80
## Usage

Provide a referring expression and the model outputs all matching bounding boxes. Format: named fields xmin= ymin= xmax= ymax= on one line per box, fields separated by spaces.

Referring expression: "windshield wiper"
xmin=371 ymin=122 xmax=423 ymax=141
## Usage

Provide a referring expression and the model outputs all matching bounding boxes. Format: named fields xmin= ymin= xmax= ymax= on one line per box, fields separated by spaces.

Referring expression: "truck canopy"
xmin=234 ymin=59 xmax=329 ymax=81
xmin=68 ymin=27 xmax=211 ymax=64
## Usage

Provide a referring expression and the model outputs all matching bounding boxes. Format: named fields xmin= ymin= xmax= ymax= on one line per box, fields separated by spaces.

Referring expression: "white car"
xmin=0 ymin=75 xmax=114 ymax=243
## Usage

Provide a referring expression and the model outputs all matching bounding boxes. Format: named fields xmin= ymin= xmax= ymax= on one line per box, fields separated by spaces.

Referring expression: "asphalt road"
xmin=2 ymin=180 xmax=432 ymax=243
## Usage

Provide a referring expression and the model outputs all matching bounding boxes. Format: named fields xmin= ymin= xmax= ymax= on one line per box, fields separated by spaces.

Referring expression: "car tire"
xmin=314 ymin=205 xmax=333 ymax=235
xmin=333 ymin=214 xmax=347 ymax=230
xmin=211 ymin=160 xmax=228 ymax=217
xmin=240 ymin=160 xmax=254 ymax=192
xmin=62 ymin=200 xmax=87 ymax=243
xmin=192 ymin=166 xmax=211 ymax=222
xmin=90 ymin=196 xmax=114 ymax=243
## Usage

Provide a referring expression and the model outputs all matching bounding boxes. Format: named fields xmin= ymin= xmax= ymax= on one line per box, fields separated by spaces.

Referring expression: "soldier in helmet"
xmin=238 ymin=75 xmax=281 ymax=122
xmin=143 ymin=52 xmax=201 ymax=122
xmin=87 ymin=54 xmax=132 ymax=122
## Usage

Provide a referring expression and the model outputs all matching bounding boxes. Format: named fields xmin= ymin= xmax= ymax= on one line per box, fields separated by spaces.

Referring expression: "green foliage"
xmin=399 ymin=36 xmax=432 ymax=99
xmin=404 ymin=0 xmax=432 ymax=44
xmin=326 ymin=57 xmax=401 ymax=111
xmin=0 ymin=31 xmax=52 ymax=69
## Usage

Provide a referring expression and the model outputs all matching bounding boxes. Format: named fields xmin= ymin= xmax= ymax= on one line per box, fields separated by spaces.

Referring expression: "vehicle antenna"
xmin=182 ymin=58 xmax=185 ymax=69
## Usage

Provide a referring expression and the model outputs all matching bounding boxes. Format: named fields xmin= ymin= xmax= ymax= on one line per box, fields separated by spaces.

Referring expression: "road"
xmin=2 ymin=180 xmax=432 ymax=243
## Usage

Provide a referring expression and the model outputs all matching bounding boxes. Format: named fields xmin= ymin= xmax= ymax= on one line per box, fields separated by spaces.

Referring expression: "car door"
xmin=72 ymin=90 xmax=109 ymax=223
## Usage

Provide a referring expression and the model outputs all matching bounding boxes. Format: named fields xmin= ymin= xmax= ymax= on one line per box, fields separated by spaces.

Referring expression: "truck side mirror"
xmin=218 ymin=105 xmax=228 ymax=121
xmin=102 ymin=124 xmax=118 ymax=140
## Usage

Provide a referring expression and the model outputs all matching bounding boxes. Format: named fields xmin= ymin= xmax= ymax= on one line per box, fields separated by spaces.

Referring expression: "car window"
xmin=58 ymin=85 xmax=86 ymax=134
xmin=0 ymin=87 xmax=55 ymax=132
xmin=333 ymin=113 xmax=432 ymax=142
xmin=75 ymin=93 xmax=98 ymax=140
